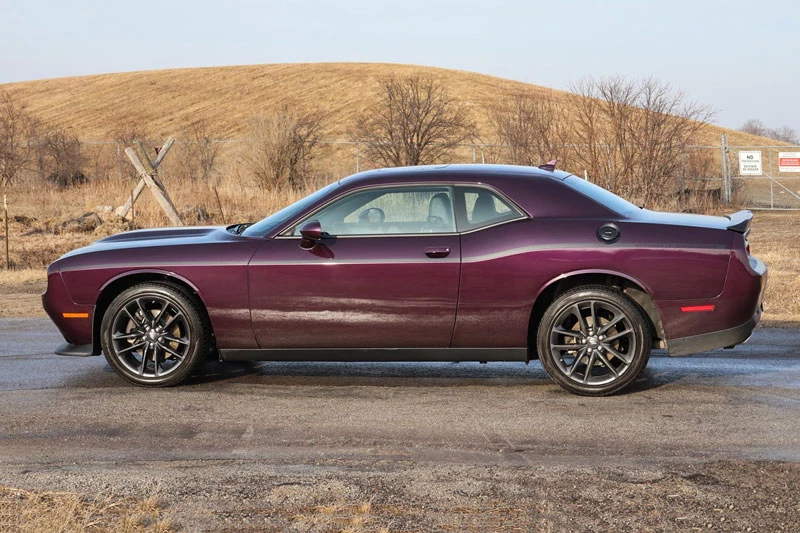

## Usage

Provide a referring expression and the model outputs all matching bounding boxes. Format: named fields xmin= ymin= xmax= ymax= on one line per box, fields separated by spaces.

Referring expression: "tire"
xmin=537 ymin=285 xmax=651 ymax=396
xmin=100 ymin=283 xmax=210 ymax=387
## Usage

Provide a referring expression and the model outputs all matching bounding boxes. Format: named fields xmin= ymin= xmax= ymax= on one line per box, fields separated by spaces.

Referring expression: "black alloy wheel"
xmin=537 ymin=285 xmax=651 ymax=396
xmin=101 ymin=283 xmax=209 ymax=386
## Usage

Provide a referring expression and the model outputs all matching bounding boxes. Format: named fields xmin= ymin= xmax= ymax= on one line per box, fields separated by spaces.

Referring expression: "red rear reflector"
xmin=62 ymin=312 xmax=89 ymax=319
xmin=680 ymin=305 xmax=715 ymax=313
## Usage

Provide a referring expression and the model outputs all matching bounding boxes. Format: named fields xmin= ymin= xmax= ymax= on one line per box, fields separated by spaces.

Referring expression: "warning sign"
xmin=779 ymin=152 xmax=800 ymax=172
xmin=739 ymin=151 xmax=762 ymax=175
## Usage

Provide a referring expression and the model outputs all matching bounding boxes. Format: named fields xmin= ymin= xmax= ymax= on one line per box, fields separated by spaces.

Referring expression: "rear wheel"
xmin=537 ymin=286 xmax=651 ymax=396
xmin=100 ymin=283 xmax=209 ymax=387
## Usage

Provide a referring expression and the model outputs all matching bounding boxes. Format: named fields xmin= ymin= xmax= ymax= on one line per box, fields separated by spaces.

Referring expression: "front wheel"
xmin=101 ymin=283 xmax=209 ymax=387
xmin=537 ymin=286 xmax=651 ymax=396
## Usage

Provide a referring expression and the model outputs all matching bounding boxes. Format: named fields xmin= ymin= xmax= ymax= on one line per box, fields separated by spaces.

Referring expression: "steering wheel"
xmin=358 ymin=207 xmax=385 ymax=224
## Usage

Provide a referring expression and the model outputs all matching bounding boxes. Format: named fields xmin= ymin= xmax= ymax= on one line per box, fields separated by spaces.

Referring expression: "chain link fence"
xmin=681 ymin=140 xmax=800 ymax=211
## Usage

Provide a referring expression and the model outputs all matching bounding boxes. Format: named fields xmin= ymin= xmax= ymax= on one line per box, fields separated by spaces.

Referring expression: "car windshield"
xmin=241 ymin=181 xmax=341 ymax=237
xmin=563 ymin=175 xmax=640 ymax=216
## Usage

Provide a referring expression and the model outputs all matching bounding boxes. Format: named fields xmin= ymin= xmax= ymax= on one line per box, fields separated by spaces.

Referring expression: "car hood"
xmin=57 ymin=226 xmax=229 ymax=261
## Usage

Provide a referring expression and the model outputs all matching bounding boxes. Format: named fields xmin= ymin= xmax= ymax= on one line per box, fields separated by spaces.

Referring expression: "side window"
xmin=294 ymin=186 xmax=456 ymax=236
xmin=458 ymin=186 xmax=525 ymax=230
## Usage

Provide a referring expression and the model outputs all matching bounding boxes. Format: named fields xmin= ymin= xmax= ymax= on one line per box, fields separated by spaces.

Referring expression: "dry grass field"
xmin=748 ymin=211 xmax=800 ymax=324
xmin=0 ymin=486 xmax=173 ymax=532
xmin=0 ymin=62 xmax=775 ymax=145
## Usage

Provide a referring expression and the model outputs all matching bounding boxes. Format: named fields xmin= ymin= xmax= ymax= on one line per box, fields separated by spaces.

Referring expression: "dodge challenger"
xmin=43 ymin=164 xmax=767 ymax=395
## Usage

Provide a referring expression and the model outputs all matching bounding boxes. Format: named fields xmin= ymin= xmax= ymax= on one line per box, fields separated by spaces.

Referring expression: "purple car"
xmin=43 ymin=164 xmax=767 ymax=395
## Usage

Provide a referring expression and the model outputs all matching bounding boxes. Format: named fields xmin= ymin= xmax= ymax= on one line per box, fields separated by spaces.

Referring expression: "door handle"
xmin=425 ymin=247 xmax=451 ymax=258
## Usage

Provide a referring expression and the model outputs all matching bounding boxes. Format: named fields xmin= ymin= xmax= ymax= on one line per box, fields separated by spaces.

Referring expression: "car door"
xmin=248 ymin=185 xmax=461 ymax=349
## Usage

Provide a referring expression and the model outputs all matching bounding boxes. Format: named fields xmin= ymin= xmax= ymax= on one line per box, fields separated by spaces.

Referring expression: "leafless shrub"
xmin=41 ymin=128 xmax=85 ymax=187
xmin=683 ymin=148 xmax=720 ymax=180
xmin=108 ymin=122 xmax=151 ymax=181
xmin=569 ymin=76 xmax=715 ymax=206
xmin=240 ymin=106 xmax=325 ymax=189
xmin=0 ymin=91 xmax=41 ymax=187
xmin=353 ymin=75 xmax=474 ymax=167
xmin=768 ymin=125 xmax=798 ymax=145
xmin=108 ymin=121 xmax=150 ymax=148
xmin=172 ymin=119 xmax=221 ymax=182
xmin=487 ymin=91 xmax=570 ymax=166
xmin=739 ymin=119 xmax=799 ymax=144
xmin=739 ymin=118 xmax=768 ymax=138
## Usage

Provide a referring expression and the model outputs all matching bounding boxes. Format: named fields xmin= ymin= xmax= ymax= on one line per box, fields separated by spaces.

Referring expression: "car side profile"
xmin=43 ymin=164 xmax=767 ymax=395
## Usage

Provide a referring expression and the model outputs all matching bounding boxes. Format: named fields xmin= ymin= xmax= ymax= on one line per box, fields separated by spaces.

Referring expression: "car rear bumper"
xmin=667 ymin=303 xmax=762 ymax=356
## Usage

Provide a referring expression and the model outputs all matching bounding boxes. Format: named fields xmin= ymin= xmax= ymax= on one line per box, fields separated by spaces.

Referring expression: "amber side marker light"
xmin=680 ymin=305 xmax=715 ymax=313
xmin=62 ymin=312 xmax=89 ymax=319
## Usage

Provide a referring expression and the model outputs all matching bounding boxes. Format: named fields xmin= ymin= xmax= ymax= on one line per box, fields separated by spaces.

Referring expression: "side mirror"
xmin=299 ymin=220 xmax=323 ymax=249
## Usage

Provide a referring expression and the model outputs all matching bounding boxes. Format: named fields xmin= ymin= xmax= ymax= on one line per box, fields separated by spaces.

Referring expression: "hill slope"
xmin=0 ymin=62 xmax=770 ymax=146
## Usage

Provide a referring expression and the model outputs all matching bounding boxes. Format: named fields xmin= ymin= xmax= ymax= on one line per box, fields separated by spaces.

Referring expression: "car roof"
xmin=339 ymin=164 xmax=573 ymax=187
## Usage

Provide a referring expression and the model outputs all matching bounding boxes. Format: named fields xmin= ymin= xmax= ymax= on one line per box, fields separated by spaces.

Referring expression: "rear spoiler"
xmin=726 ymin=210 xmax=753 ymax=233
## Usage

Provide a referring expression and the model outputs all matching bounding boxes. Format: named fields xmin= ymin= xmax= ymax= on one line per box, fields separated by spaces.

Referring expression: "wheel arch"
xmin=527 ymin=270 xmax=665 ymax=359
xmin=92 ymin=270 xmax=214 ymax=355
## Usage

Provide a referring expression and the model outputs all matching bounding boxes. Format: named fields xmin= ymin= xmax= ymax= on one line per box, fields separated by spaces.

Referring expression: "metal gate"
xmin=683 ymin=137 xmax=800 ymax=210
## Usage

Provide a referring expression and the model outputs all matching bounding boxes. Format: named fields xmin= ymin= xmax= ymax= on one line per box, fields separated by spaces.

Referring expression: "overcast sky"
xmin=1 ymin=0 xmax=797 ymax=133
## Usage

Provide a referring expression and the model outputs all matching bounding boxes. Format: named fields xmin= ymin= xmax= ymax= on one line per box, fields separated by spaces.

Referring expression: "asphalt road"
xmin=1 ymin=318 xmax=799 ymax=531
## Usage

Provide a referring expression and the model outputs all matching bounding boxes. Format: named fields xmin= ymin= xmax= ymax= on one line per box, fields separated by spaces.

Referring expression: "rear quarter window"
xmin=456 ymin=186 xmax=525 ymax=231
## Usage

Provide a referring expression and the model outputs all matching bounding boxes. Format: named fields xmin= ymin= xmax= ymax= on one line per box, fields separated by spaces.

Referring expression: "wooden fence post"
xmin=115 ymin=137 xmax=182 ymax=226
xmin=3 ymin=195 xmax=9 ymax=270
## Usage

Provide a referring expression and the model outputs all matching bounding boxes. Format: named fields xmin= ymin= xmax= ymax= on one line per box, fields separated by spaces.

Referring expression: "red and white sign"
xmin=779 ymin=152 xmax=800 ymax=172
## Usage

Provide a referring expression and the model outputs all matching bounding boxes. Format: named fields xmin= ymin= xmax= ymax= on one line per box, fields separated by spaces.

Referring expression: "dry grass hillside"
xmin=0 ymin=62 xmax=773 ymax=145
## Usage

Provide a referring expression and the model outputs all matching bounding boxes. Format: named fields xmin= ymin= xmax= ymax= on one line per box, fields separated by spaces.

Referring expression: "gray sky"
xmin=1 ymin=0 xmax=797 ymax=133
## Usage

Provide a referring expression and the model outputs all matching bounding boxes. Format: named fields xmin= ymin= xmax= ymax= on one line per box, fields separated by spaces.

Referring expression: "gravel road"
xmin=1 ymin=319 xmax=799 ymax=532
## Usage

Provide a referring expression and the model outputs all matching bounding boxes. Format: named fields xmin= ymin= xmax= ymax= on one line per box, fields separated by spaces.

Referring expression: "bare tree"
xmin=353 ymin=75 xmax=473 ymax=167
xmin=739 ymin=118 xmax=767 ymax=137
xmin=487 ymin=91 xmax=569 ymax=166
xmin=42 ymin=128 xmax=85 ymax=187
xmin=569 ymin=78 xmax=610 ymax=186
xmin=768 ymin=125 xmax=799 ymax=145
xmin=0 ymin=91 xmax=40 ymax=187
xmin=240 ymin=106 xmax=325 ymax=189
xmin=569 ymin=76 xmax=715 ymax=206
xmin=739 ymin=119 xmax=798 ymax=145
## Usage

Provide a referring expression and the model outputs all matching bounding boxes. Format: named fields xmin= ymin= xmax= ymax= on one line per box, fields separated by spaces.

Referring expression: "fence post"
xmin=3 ymin=195 xmax=9 ymax=270
xmin=720 ymin=134 xmax=729 ymax=204
xmin=769 ymin=150 xmax=774 ymax=208
xmin=678 ymin=146 xmax=686 ymax=212
xmin=205 ymin=139 xmax=211 ymax=180
xmin=116 ymin=142 xmax=122 ymax=181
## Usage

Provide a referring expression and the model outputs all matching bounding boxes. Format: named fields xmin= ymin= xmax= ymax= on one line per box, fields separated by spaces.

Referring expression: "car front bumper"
xmin=42 ymin=270 xmax=96 ymax=353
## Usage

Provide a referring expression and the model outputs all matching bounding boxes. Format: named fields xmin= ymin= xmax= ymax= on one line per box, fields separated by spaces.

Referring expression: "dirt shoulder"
xmin=3 ymin=459 xmax=797 ymax=532
xmin=0 ymin=269 xmax=46 ymax=318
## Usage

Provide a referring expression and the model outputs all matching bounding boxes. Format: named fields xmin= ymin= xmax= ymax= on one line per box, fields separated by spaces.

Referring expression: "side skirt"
xmin=219 ymin=347 xmax=529 ymax=363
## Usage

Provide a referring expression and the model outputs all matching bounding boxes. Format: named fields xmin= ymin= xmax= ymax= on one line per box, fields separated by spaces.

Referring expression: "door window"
xmin=294 ymin=186 xmax=456 ymax=236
